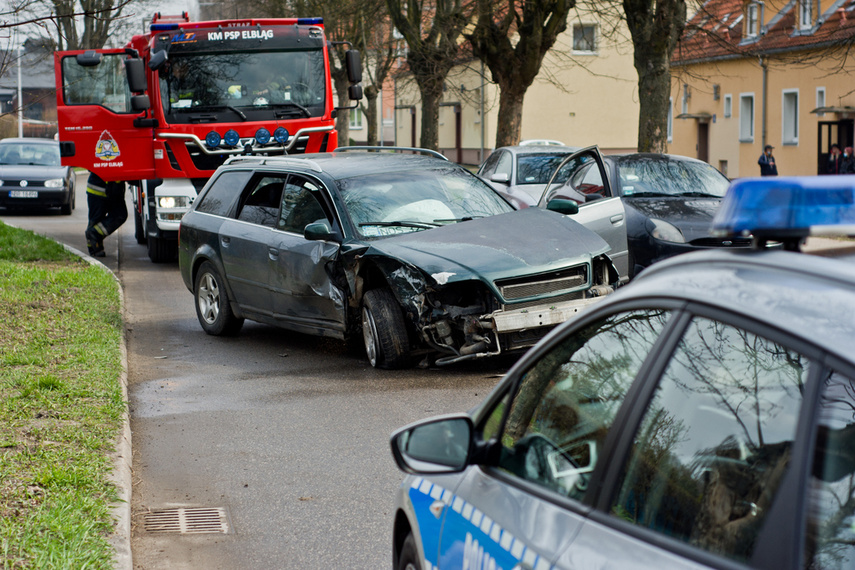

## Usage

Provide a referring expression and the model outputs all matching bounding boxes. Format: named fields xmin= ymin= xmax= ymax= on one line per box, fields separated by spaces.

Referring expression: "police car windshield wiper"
xmin=175 ymin=105 xmax=247 ymax=121
xmin=359 ymin=220 xmax=442 ymax=229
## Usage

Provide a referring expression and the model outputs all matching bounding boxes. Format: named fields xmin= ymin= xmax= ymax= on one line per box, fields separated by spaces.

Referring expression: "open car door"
xmin=540 ymin=146 xmax=630 ymax=281
xmin=54 ymin=49 xmax=156 ymax=181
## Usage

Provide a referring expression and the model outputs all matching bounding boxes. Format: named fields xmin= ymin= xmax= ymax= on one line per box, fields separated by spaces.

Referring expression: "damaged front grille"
xmin=495 ymin=265 xmax=589 ymax=309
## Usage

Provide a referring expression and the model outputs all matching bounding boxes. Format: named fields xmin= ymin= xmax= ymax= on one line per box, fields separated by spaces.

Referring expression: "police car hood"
xmin=362 ymin=207 xmax=611 ymax=284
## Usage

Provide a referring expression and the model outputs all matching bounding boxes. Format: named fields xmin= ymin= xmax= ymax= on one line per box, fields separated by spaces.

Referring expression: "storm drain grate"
xmin=144 ymin=507 xmax=230 ymax=534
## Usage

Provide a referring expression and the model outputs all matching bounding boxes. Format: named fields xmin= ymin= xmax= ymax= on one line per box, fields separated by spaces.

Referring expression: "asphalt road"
xmin=1 ymin=180 xmax=513 ymax=569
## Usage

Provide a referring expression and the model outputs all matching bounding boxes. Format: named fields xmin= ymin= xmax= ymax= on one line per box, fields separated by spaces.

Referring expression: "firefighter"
xmin=85 ymin=172 xmax=127 ymax=257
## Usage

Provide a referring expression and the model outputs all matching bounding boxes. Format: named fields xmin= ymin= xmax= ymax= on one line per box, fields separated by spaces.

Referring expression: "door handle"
xmin=268 ymin=247 xmax=279 ymax=259
xmin=609 ymin=214 xmax=624 ymax=225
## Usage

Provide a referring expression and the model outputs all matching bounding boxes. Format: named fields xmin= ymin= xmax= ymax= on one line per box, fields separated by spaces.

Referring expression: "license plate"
xmin=9 ymin=190 xmax=38 ymax=198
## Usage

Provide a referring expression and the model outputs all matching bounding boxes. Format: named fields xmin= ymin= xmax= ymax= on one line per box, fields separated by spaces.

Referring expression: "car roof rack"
xmin=334 ymin=146 xmax=449 ymax=161
xmin=221 ymin=155 xmax=323 ymax=172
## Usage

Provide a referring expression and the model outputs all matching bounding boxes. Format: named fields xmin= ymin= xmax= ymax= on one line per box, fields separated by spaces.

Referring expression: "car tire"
xmin=397 ymin=532 xmax=421 ymax=570
xmin=362 ymin=288 xmax=410 ymax=369
xmin=60 ymin=199 xmax=72 ymax=215
xmin=148 ymin=235 xmax=175 ymax=263
xmin=134 ymin=210 xmax=147 ymax=245
xmin=194 ymin=261 xmax=244 ymax=336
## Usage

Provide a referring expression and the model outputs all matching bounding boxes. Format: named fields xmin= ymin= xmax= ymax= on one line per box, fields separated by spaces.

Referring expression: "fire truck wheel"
xmin=194 ymin=261 xmax=244 ymax=336
xmin=134 ymin=210 xmax=146 ymax=244
xmin=147 ymin=235 xmax=176 ymax=263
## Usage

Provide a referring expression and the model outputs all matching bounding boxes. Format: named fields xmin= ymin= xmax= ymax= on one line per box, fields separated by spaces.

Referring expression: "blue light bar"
xmin=297 ymin=18 xmax=324 ymax=25
xmin=205 ymin=131 xmax=221 ymax=149
xmin=255 ymin=128 xmax=271 ymax=145
xmin=223 ymin=129 xmax=240 ymax=147
xmin=273 ymin=127 xmax=289 ymax=144
xmin=150 ymin=23 xmax=180 ymax=31
xmin=712 ymin=176 xmax=855 ymax=239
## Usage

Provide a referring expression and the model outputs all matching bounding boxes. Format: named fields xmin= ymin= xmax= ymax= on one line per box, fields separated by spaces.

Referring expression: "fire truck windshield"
xmin=159 ymin=49 xmax=326 ymax=122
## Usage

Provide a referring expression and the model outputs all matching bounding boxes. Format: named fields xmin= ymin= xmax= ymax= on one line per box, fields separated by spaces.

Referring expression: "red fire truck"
xmin=54 ymin=13 xmax=362 ymax=261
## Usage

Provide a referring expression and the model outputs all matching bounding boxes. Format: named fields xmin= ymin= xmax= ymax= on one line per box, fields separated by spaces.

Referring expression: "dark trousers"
xmin=87 ymin=182 xmax=128 ymax=238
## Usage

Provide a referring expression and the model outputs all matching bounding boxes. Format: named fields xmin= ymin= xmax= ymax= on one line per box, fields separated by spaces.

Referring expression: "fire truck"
xmin=54 ymin=13 xmax=362 ymax=262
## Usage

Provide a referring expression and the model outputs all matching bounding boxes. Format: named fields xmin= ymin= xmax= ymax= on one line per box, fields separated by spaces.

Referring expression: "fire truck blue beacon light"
xmin=255 ymin=128 xmax=271 ymax=145
xmin=711 ymin=176 xmax=855 ymax=239
xmin=273 ymin=127 xmax=290 ymax=145
xmin=223 ymin=130 xmax=241 ymax=148
xmin=205 ymin=131 xmax=222 ymax=148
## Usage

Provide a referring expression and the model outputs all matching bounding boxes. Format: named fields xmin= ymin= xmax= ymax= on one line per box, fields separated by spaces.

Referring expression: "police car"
xmin=390 ymin=176 xmax=855 ymax=570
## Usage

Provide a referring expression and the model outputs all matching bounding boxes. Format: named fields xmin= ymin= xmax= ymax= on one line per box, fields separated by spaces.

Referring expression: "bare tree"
xmin=385 ymin=0 xmax=471 ymax=150
xmin=465 ymin=0 xmax=575 ymax=147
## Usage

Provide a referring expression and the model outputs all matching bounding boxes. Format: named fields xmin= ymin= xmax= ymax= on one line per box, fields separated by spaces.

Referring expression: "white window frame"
xmin=739 ymin=93 xmax=755 ymax=142
xmin=668 ymin=97 xmax=673 ymax=142
xmin=798 ymin=0 xmax=814 ymax=29
xmin=682 ymin=84 xmax=690 ymax=115
xmin=746 ymin=3 xmax=760 ymax=37
xmin=350 ymin=107 xmax=364 ymax=130
xmin=816 ymin=87 xmax=826 ymax=117
xmin=782 ymin=89 xmax=799 ymax=145
xmin=572 ymin=23 xmax=597 ymax=54
xmin=724 ymin=94 xmax=733 ymax=118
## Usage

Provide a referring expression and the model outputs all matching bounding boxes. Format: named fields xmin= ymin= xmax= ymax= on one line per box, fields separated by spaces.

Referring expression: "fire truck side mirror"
xmin=125 ymin=58 xmax=148 ymax=93
xmin=345 ymin=50 xmax=362 ymax=84
xmin=76 ymin=51 xmax=102 ymax=67
xmin=131 ymin=94 xmax=151 ymax=111
xmin=149 ymin=50 xmax=168 ymax=71
xmin=348 ymin=84 xmax=363 ymax=101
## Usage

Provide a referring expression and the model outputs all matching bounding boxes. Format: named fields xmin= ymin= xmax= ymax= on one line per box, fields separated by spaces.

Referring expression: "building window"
xmin=572 ymin=24 xmax=597 ymax=53
xmin=724 ymin=94 xmax=732 ymax=118
xmin=740 ymin=93 xmax=754 ymax=141
xmin=782 ymin=89 xmax=799 ymax=145
xmin=799 ymin=0 xmax=814 ymax=29
xmin=668 ymin=97 xmax=673 ymax=142
xmin=816 ymin=87 xmax=826 ymax=117
xmin=746 ymin=2 xmax=760 ymax=37
xmin=350 ymin=108 xmax=363 ymax=130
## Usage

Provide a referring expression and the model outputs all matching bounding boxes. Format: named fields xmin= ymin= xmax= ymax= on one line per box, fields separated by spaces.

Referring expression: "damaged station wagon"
xmin=178 ymin=149 xmax=619 ymax=368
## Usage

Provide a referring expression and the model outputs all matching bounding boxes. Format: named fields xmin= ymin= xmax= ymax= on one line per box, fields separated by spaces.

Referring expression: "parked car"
xmin=476 ymin=145 xmax=579 ymax=209
xmin=178 ymin=148 xmax=619 ymax=369
xmin=0 ymin=137 xmax=75 ymax=215
xmin=519 ymin=139 xmax=566 ymax=146
xmin=390 ymin=175 xmax=855 ymax=570
xmin=539 ymin=147 xmax=752 ymax=281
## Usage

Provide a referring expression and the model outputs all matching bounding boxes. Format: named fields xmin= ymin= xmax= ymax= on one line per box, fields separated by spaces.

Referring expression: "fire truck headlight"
xmin=273 ymin=127 xmax=290 ymax=144
xmin=205 ymin=131 xmax=222 ymax=148
xmin=158 ymin=196 xmax=191 ymax=209
xmin=255 ymin=128 xmax=271 ymax=145
xmin=224 ymin=130 xmax=240 ymax=147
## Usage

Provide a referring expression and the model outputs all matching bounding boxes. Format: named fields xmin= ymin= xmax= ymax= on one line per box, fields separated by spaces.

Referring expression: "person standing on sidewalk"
xmin=758 ymin=145 xmax=778 ymax=176
xmin=85 ymin=172 xmax=127 ymax=257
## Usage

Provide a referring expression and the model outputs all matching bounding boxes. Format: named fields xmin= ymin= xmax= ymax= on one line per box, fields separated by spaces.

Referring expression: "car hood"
xmin=361 ymin=207 xmax=611 ymax=284
xmin=624 ymin=196 xmax=722 ymax=241
xmin=0 ymin=165 xmax=68 ymax=181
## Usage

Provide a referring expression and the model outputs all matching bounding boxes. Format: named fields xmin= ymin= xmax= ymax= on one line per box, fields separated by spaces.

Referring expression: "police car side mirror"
xmin=390 ymin=415 xmax=473 ymax=475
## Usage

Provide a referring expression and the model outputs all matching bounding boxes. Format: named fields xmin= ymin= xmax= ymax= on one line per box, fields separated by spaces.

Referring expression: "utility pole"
xmin=16 ymin=28 xmax=23 ymax=137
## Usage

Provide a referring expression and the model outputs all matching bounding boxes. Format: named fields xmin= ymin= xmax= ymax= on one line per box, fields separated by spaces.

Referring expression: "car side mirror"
xmin=546 ymin=199 xmax=580 ymax=215
xmin=390 ymin=415 xmax=473 ymax=475
xmin=490 ymin=173 xmax=510 ymax=185
xmin=148 ymin=50 xmax=168 ymax=71
xmin=304 ymin=221 xmax=337 ymax=242
xmin=345 ymin=49 xmax=362 ymax=83
xmin=124 ymin=58 xmax=148 ymax=93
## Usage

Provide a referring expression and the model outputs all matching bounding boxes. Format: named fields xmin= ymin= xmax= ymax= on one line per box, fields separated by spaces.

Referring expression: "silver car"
xmin=476 ymin=145 xmax=579 ymax=209
xmin=390 ymin=175 xmax=855 ymax=569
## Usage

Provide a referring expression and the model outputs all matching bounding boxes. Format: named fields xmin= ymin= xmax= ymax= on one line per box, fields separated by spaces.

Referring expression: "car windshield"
xmin=616 ymin=156 xmax=729 ymax=198
xmin=516 ymin=153 xmax=576 ymax=185
xmin=159 ymin=50 xmax=326 ymax=118
xmin=0 ymin=143 xmax=60 ymax=166
xmin=338 ymin=166 xmax=515 ymax=238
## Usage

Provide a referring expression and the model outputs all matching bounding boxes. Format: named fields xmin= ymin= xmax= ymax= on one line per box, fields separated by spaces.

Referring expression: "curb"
xmin=62 ymin=243 xmax=132 ymax=570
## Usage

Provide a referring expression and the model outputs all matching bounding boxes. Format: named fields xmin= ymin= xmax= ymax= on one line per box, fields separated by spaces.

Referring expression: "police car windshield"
xmin=159 ymin=50 xmax=326 ymax=120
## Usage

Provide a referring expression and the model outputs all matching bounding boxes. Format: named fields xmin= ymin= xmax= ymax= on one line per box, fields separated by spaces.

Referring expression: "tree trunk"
xmin=364 ymin=84 xmax=379 ymax=146
xmin=331 ymin=54 xmax=351 ymax=146
xmin=495 ymin=85 xmax=526 ymax=147
xmin=634 ymin=53 xmax=671 ymax=153
xmin=414 ymin=75 xmax=444 ymax=151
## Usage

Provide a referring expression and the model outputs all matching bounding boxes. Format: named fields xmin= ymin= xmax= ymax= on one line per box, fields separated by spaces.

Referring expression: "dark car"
xmin=534 ymin=147 xmax=750 ymax=282
xmin=0 ymin=138 xmax=75 ymax=215
xmin=476 ymin=145 xmax=579 ymax=209
xmin=178 ymin=149 xmax=619 ymax=369
xmin=390 ymin=175 xmax=855 ymax=570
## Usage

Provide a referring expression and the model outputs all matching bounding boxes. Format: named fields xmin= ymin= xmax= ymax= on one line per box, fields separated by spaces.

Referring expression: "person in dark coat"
xmin=827 ymin=144 xmax=843 ymax=174
xmin=842 ymin=147 xmax=855 ymax=174
xmin=85 ymin=172 xmax=127 ymax=257
xmin=758 ymin=145 xmax=778 ymax=176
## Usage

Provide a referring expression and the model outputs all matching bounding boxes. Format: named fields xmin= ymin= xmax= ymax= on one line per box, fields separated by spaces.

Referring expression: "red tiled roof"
xmin=673 ymin=0 xmax=855 ymax=63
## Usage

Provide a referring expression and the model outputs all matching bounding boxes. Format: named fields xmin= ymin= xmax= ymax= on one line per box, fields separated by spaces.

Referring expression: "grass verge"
xmin=0 ymin=220 xmax=124 ymax=569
